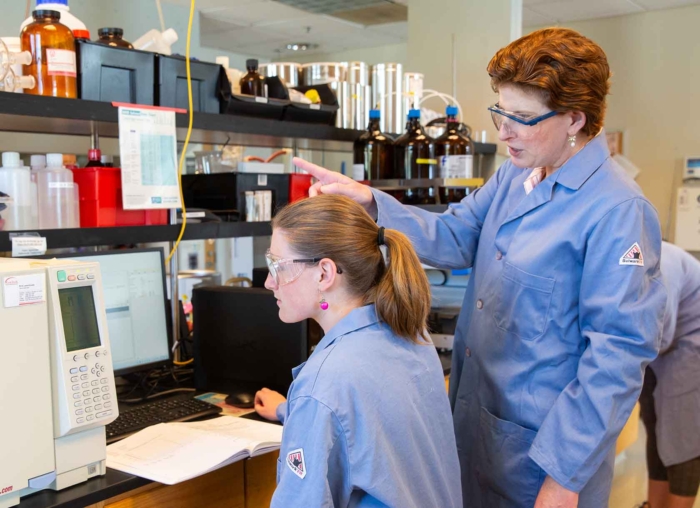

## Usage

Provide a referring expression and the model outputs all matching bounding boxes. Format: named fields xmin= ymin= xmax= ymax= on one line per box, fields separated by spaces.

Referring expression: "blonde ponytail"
xmin=273 ymin=195 xmax=431 ymax=343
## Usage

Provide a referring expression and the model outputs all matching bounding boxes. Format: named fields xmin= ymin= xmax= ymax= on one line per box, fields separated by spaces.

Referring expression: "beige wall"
xmin=531 ymin=4 xmax=700 ymax=238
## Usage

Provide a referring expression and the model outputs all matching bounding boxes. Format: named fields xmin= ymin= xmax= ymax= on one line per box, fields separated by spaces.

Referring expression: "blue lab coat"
xmin=271 ymin=304 xmax=463 ymax=508
xmin=652 ymin=242 xmax=700 ymax=466
xmin=371 ymin=131 xmax=666 ymax=507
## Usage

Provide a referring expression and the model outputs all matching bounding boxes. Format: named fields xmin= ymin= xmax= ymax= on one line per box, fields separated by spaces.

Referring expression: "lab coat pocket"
xmin=494 ymin=262 xmax=555 ymax=341
xmin=474 ymin=407 xmax=544 ymax=508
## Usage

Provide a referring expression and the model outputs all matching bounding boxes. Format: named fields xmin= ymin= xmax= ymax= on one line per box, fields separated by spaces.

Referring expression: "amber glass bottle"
xmin=239 ymin=59 xmax=266 ymax=97
xmin=394 ymin=109 xmax=437 ymax=204
xmin=353 ymin=109 xmax=395 ymax=181
xmin=21 ymin=10 xmax=77 ymax=98
xmin=96 ymin=28 xmax=134 ymax=49
xmin=435 ymin=105 xmax=474 ymax=202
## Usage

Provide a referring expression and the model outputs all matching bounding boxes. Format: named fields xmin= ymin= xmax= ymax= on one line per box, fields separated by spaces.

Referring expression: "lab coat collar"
xmin=554 ymin=129 xmax=610 ymax=191
xmin=312 ymin=304 xmax=380 ymax=355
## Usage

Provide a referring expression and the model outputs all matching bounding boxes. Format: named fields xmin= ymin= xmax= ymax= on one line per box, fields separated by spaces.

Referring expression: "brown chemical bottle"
xmin=394 ymin=109 xmax=437 ymax=205
xmin=96 ymin=28 xmax=134 ymax=49
xmin=353 ymin=109 xmax=395 ymax=181
xmin=435 ymin=105 xmax=475 ymax=202
xmin=239 ymin=59 xmax=266 ymax=97
xmin=21 ymin=10 xmax=77 ymax=98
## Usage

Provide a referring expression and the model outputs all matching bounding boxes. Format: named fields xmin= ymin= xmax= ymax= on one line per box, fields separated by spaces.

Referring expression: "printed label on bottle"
xmin=48 ymin=182 xmax=75 ymax=189
xmin=416 ymin=158 xmax=438 ymax=165
xmin=46 ymin=49 xmax=77 ymax=78
xmin=352 ymin=164 xmax=365 ymax=181
xmin=440 ymin=155 xmax=474 ymax=178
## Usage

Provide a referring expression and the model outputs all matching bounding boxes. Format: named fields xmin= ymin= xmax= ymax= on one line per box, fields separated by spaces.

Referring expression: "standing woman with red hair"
xmin=295 ymin=28 xmax=667 ymax=508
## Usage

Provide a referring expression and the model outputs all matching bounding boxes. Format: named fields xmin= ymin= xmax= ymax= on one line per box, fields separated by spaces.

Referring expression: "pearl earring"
xmin=568 ymin=135 xmax=576 ymax=147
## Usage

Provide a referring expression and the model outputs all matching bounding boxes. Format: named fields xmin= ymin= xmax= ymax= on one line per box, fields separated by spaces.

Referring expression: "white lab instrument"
xmin=675 ymin=186 xmax=700 ymax=251
xmin=683 ymin=157 xmax=700 ymax=181
xmin=0 ymin=258 xmax=118 ymax=508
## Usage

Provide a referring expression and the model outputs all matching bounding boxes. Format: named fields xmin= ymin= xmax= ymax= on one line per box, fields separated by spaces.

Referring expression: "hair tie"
xmin=377 ymin=227 xmax=386 ymax=247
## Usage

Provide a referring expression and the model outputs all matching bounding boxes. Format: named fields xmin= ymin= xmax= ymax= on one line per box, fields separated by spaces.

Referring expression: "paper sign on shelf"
xmin=3 ymin=273 xmax=45 ymax=308
xmin=118 ymin=105 xmax=182 ymax=210
xmin=11 ymin=236 xmax=47 ymax=258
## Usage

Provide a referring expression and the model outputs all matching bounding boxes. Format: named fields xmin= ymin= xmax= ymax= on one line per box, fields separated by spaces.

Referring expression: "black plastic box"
xmin=77 ymin=41 xmax=155 ymax=105
xmin=182 ymin=172 xmax=290 ymax=222
xmin=224 ymin=94 xmax=289 ymax=120
xmin=156 ymin=55 xmax=226 ymax=113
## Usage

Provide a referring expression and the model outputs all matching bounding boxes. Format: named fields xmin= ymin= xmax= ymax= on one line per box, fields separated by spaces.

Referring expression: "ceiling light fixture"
xmin=285 ymin=43 xmax=317 ymax=51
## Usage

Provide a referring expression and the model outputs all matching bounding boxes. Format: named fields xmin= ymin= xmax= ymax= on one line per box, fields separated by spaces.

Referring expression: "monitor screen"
xmin=53 ymin=250 xmax=171 ymax=374
xmin=59 ymin=286 xmax=102 ymax=352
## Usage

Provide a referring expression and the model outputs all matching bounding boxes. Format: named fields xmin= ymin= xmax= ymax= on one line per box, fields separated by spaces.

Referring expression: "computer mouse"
xmin=225 ymin=391 xmax=255 ymax=409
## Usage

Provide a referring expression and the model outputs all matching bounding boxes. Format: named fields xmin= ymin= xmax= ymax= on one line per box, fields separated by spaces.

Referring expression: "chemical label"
xmin=440 ymin=155 xmax=474 ymax=178
xmin=3 ymin=273 xmax=45 ymax=308
xmin=12 ymin=236 xmax=47 ymax=258
xmin=46 ymin=49 xmax=77 ymax=78
xmin=48 ymin=182 xmax=75 ymax=189
xmin=257 ymin=174 xmax=268 ymax=186
xmin=352 ymin=164 xmax=365 ymax=181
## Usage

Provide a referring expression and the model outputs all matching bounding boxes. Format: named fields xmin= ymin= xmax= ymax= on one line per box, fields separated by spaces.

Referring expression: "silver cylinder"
xmin=371 ymin=63 xmax=403 ymax=134
xmin=351 ymin=83 xmax=371 ymax=130
xmin=331 ymin=81 xmax=351 ymax=129
xmin=259 ymin=62 xmax=301 ymax=87
xmin=301 ymin=62 xmax=347 ymax=85
xmin=347 ymin=61 xmax=369 ymax=86
xmin=403 ymin=72 xmax=424 ymax=121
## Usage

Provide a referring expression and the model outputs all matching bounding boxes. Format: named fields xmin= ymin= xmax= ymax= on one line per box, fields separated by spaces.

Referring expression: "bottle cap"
xmin=73 ymin=29 xmax=91 ymax=40
xmin=88 ymin=149 xmax=101 ymax=161
xmin=446 ymin=105 xmax=458 ymax=116
xmin=37 ymin=0 xmax=68 ymax=5
xmin=98 ymin=27 xmax=123 ymax=38
xmin=101 ymin=155 xmax=114 ymax=164
xmin=33 ymin=9 xmax=61 ymax=20
xmin=369 ymin=109 xmax=381 ymax=120
xmin=30 ymin=155 xmax=47 ymax=169
xmin=46 ymin=153 xmax=64 ymax=167
xmin=408 ymin=109 xmax=421 ymax=119
xmin=1 ymin=152 xmax=21 ymax=168
xmin=246 ymin=59 xmax=259 ymax=70
xmin=162 ymin=28 xmax=179 ymax=46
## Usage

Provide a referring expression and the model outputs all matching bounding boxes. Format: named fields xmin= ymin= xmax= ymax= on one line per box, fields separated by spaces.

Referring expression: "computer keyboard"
xmin=106 ymin=394 xmax=222 ymax=443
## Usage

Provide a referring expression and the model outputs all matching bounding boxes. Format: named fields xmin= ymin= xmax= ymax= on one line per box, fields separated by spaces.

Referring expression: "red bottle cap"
xmin=88 ymin=149 xmax=101 ymax=161
xmin=73 ymin=29 xmax=91 ymax=41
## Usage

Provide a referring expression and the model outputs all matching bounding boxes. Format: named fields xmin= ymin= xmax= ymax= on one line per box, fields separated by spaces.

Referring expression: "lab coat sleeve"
xmin=529 ymin=197 xmax=666 ymax=492
xmin=371 ymin=162 xmax=505 ymax=269
xmin=271 ymin=396 xmax=349 ymax=508
xmin=276 ymin=401 xmax=288 ymax=424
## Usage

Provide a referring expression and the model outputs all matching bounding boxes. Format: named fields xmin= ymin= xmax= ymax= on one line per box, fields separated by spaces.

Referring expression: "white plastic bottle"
xmin=20 ymin=0 xmax=87 ymax=33
xmin=38 ymin=153 xmax=77 ymax=229
xmin=133 ymin=28 xmax=178 ymax=56
xmin=0 ymin=152 xmax=35 ymax=230
xmin=29 ymin=154 xmax=46 ymax=228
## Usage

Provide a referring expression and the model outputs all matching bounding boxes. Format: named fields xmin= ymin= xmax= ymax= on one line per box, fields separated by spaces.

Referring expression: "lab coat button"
xmin=496 ymin=251 xmax=503 ymax=260
xmin=476 ymin=299 xmax=483 ymax=310
xmin=465 ymin=347 xmax=472 ymax=357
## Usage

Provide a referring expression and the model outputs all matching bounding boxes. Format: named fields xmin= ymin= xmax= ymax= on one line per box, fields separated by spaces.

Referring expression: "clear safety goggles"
xmin=488 ymin=103 xmax=559 ymax=134
xmin=265 ymin=249 xmax=343 ymax=287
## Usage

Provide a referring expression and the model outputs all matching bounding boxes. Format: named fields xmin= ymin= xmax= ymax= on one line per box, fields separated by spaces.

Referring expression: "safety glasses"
xmin=488 ymin=104 xmax=559 ymax=133
xmin=265 ymin=250 xmax=344 ymax=287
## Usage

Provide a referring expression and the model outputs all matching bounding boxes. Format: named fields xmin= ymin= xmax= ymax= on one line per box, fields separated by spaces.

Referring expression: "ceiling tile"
xmin=366 ymin=21 xmax=408 ymax=39
xmin=526 ymin=0 xmax=644 ymax=23
xmin=164 ymin=0 xmax=262 ymax=9
xmin=204 ymin=0 xmax=309 ymax=26
xmin=259 ymin=15 xmax=362 ymax=39
xmin=632 ymin=0 xmax=700 ymax=9
xmin=523 ymin=6 xmax=559 ymax=26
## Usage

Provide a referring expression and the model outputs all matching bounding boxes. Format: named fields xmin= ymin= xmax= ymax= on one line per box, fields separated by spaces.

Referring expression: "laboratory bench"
xmin=15 ymin=352 xmax=454 ymax=508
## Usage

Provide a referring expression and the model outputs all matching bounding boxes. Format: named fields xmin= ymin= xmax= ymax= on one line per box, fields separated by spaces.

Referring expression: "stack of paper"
xmin=107 ymin=416 xmax=283 ymax=485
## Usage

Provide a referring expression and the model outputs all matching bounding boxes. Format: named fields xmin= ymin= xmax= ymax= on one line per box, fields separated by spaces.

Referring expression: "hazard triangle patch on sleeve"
xmin=286 ymin=448 xmax=307 ymax=479
xmin=619 ymin=242 xmax=644 ymax=266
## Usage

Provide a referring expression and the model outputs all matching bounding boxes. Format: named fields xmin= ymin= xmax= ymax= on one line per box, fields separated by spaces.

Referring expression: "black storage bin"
xmin=77 ymin=41 xmax=155 ymax=105
xmin=156 ymin=55 xmax=226 ymax=113
xmin=284 ymin=102 xmax=338 ymax=125
xmin=224 ymin=94 xmax=289 ymax=120
xmin=182 ymin=173 xmax=290 ymax=222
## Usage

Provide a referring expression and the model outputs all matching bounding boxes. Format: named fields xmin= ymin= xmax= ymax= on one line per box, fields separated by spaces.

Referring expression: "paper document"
xmin=107 ymin=417 xmax=282 ymax=484
xmin=118 ymin=106 xmax=181 ymax=210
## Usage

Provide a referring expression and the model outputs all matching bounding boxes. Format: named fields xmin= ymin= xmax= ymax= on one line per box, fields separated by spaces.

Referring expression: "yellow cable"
xmin=169 ymin=0 xmax=195 ymax=367
xmin=166 ymin=0 xmax=195 ymax=265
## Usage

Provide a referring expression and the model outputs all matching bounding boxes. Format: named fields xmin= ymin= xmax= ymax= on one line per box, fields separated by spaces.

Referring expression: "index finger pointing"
xmin=292 ymin=157 xmax=337 ymax=182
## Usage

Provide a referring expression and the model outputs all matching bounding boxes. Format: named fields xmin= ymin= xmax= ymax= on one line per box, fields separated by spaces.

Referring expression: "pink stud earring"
xmin=319 ymin=295 xmax=329 ymax=311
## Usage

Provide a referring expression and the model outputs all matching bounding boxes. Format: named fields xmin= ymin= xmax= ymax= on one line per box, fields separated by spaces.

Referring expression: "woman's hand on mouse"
xmin=255 ymin=388 xmax=287 ymax=422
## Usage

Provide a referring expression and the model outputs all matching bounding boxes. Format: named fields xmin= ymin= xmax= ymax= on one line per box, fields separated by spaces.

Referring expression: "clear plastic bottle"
xmin=132 ymin=28 xmax=178 ymax=55
xmin=353 ymin=109 xmax=395 ymax=181
xmin=394 ymin=109 xmax=437 ymax=204
xmin=21 ymin=10 xmax=77 ymax=98
xmin=29 ymin=154 xmax=45 ymax=227
xmin=38 ymin=153 xmax=77 ymax=229
xmin=20 ymin=0 xmax=87 ymax=33
xmin=0 ymin=152 xmax=35 ymax=230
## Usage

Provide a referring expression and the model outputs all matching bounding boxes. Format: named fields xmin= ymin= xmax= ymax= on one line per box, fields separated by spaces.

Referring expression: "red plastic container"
xmin=71 ymin=166 xmax=168 ymax=227
xmin=289 ymin=174 xmax=313 ymax=203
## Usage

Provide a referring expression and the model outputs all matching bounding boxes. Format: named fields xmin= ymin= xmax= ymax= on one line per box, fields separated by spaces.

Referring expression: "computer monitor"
xmin=47 ymin=249 xmax=172 ymax=375
xmin=192 ymin=286 xmax=321 ymax=399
